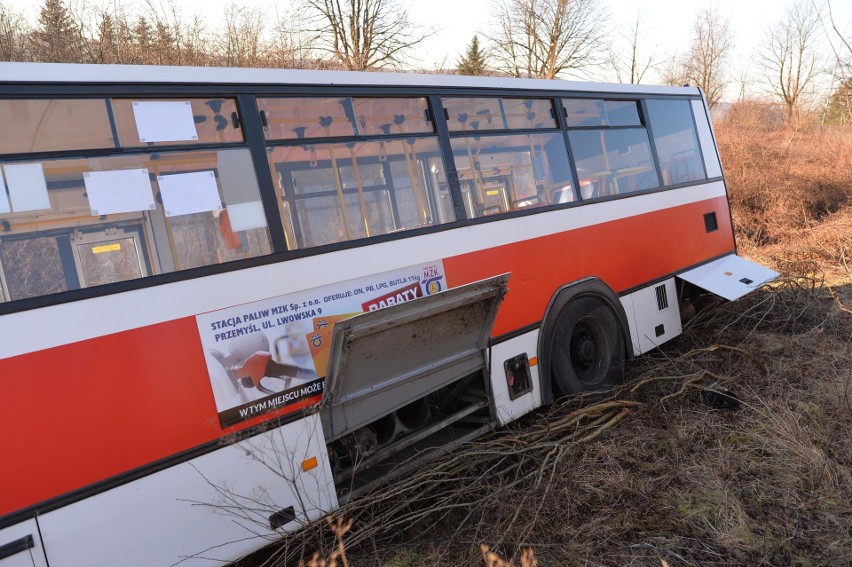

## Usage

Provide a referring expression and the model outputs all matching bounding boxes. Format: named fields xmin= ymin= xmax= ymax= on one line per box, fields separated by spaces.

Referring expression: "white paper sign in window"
xmin=132 ymin=101 xmax=198 ymax=143
xmin=3 ymin=163 xmax=51 ymax=212
xmin=158 ymin=170 xmax=222 ymax=217
xmin=84 ymin=168 xmax=156 ymax=215
xmin=226 ymin=201 xmax=268 ymax=231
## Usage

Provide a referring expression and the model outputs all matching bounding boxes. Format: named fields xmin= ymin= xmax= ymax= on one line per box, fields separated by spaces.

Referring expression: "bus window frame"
xmin=265 ymin=133 xmax=450 ymax=247
xmin=443 ymin=95 xmax=581 ymax=213
xmin=257 ymin=95 xmax=436 ymax=142
xmin=446 ymin=129 xmax=576 ymax=216
xmin=0 ymin=83 xmax=715 ymax=317
xmin=643 ymin=97 xmax=707 ymax=186
xmin=0 ymin=89 xmax=283 ymax=312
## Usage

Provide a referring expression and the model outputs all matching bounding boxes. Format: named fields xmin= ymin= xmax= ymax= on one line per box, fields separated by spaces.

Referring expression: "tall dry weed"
xmin=716 ymin=100 xmax=852 ymax=280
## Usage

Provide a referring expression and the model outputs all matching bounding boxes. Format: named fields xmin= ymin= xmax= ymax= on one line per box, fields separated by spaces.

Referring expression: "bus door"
xmin=0 ymin=516 xmax=49 ymax=567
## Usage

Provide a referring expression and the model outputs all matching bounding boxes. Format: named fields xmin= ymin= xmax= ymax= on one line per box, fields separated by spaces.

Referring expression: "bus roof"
xmin=0 ymin=61 xmax=701 ymax=97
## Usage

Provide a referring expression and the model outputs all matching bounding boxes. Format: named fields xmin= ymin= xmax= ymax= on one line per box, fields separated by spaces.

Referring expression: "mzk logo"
xmin=422 ymin=264 xmax=444 ymax=295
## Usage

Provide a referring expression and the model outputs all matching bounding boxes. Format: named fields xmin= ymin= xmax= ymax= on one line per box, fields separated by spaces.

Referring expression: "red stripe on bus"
xmin=0 ymin=317 xmax=214 ymax=516
xmin=0 ymin=196 xmax=732 ymax=517
xmin=0 ymin=319 xmax=325 ymax=519
xmin=444 ymin=196 xmax=734 ymax=336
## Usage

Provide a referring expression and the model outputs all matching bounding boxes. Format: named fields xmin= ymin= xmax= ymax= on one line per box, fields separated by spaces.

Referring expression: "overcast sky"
xmin=5 ymin=0 xmax=851 ymax=97
xmin=408 ymin=0 xmax=851 ymax=86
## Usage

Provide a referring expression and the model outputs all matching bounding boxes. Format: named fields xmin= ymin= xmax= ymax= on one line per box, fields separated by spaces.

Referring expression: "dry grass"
xmin=237 ymin=113 xmax=852 ymax=567
xmin=242 ymin=274 xmax=850 ymax=567
xmin=716 ymin=100 xmax=852 ymax=282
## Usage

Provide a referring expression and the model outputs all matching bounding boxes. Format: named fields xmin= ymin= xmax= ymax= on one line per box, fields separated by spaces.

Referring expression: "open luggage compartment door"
xmin=678 ymin=254 xmax=779 ymax=301
xmin=321 ymin=274 xmax=509 ymax=442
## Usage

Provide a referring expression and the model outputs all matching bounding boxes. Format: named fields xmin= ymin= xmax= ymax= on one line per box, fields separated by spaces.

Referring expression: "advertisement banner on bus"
xmin=195 ymin=261 xmax=446 ymax=427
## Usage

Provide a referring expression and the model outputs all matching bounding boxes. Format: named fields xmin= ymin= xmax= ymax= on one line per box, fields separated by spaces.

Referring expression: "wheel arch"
xmin=537 ymin=277 xmax=633 ymax=404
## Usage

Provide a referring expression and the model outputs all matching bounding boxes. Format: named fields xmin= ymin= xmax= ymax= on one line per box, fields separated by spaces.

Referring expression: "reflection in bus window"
xmin=268 ymin=137 xmax=452 ymax=248
xmin=502 ymin=98 xmax=556 ymax=129
xmin=562 ymin=99 xmax=642 ymax=127
xmin=449 ymin=133 xmax=574 ymax=217
xmin=0 ymin=149 xmax=271 ymax=302
xmin=0 ymin=99 xmax=115 ymax=155
xmin=443 ymin=97 xmax=505 ymax=132
xmin=111 ymin=98 xmax=244 ymax=147
xmin=568 ymin=129 xmax=659 ymax=198
xmin=646 ymin=99 xmax=705 ymax=185
xmin=258 ymin=97 xmax=432 ymax=140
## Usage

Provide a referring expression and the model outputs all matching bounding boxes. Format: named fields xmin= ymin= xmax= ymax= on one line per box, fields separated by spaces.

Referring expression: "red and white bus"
xmin=0 ymin=62 xmax=776 ymax=566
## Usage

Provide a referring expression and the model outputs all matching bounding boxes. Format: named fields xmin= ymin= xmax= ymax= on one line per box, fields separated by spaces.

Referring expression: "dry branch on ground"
xmin=237 ymin=272 xmax=851 ymax=567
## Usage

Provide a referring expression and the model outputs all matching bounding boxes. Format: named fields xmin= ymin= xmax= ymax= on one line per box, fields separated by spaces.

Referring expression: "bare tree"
xmin=664 ymin=6 xmax=733 ymax=109
xmin=490 ymin=0 xmax=609 ymax=79
xmin=74 ymin=1 xmax=140 ymax=64
xmin=820 ymin=0 xmax=852 ymax=124
xmin=758 ymin=1 xmax=824 ymax=121
xmin=0 ymin=1 xmax=30 ymax=61
xmin=302 ymin=0 xmax=427 ymax=70
xmin=139 ymin=0 xmax=210 ymax=66
xmin=269 ymin=7 xmax=324 ymax=69
xmin=214 ymin=4 xmax=268 ymax=68
xmin=608 ymin=10 xmax=658 ymax=84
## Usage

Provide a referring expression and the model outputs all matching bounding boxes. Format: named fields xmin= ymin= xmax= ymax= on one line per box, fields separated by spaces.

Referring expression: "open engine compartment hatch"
xmin=321 ymin=273 xmax=509 ymax=442
xmin=677 ymin=254 xmax=779 ymax=301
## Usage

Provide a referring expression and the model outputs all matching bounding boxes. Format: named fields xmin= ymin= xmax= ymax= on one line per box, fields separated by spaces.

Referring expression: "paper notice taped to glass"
xmin=3 ymin=163 xmax=51 ymax=212
xmin=158 ymin=170 xmax=222 ymax=217
xmin=84 ymin=168 xmax=155 ymax=215
xmin=132 ymin=100 xmax=198 ymax=143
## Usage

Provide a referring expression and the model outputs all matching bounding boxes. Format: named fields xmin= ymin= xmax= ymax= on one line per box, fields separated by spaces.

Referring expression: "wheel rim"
xmin=569 ymin=315 xmax=610 ymax=386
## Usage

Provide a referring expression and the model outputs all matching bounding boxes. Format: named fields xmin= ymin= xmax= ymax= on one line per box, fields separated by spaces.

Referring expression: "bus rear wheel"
xmin=551 ymin=296 xmax=625 ymax=396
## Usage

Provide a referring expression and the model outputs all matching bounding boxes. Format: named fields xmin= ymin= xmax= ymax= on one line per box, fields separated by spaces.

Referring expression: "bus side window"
xmin=160 ymin=150 xmax=272 ymax=270
xmin=646 ymin=99 xmax=706 ymax=185
xmin=0 ymin=98 xmax=116 ymax=155
xmin=0 ymin=234 xmax=73 ymax=300
xmin=562 ymin=99 xmax=641 ymax=128
xmin=567 ymin=129 xmax=660 ymax=197
xmin=449 ymin=132 xmax=574 ymax=217
xmin=110 ymin=98 xmax=245 ymax=147
xmin=268 ymin=137 xmax=451 ymax=249
xmin=0 ymin=149 xmax=272 ymax=302
xmin=562 ymin=98 xmax=659 ymax=198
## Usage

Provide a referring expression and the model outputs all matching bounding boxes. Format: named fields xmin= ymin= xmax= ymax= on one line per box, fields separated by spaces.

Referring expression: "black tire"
xmin=551 ymin=296 xmax=625 ymax=396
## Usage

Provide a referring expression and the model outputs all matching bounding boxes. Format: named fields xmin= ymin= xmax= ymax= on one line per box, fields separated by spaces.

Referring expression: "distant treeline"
xmin=0 ymin=0 xmax=328 ymax=68
xmin=0 ymin=0 xmax=850 ymax=124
